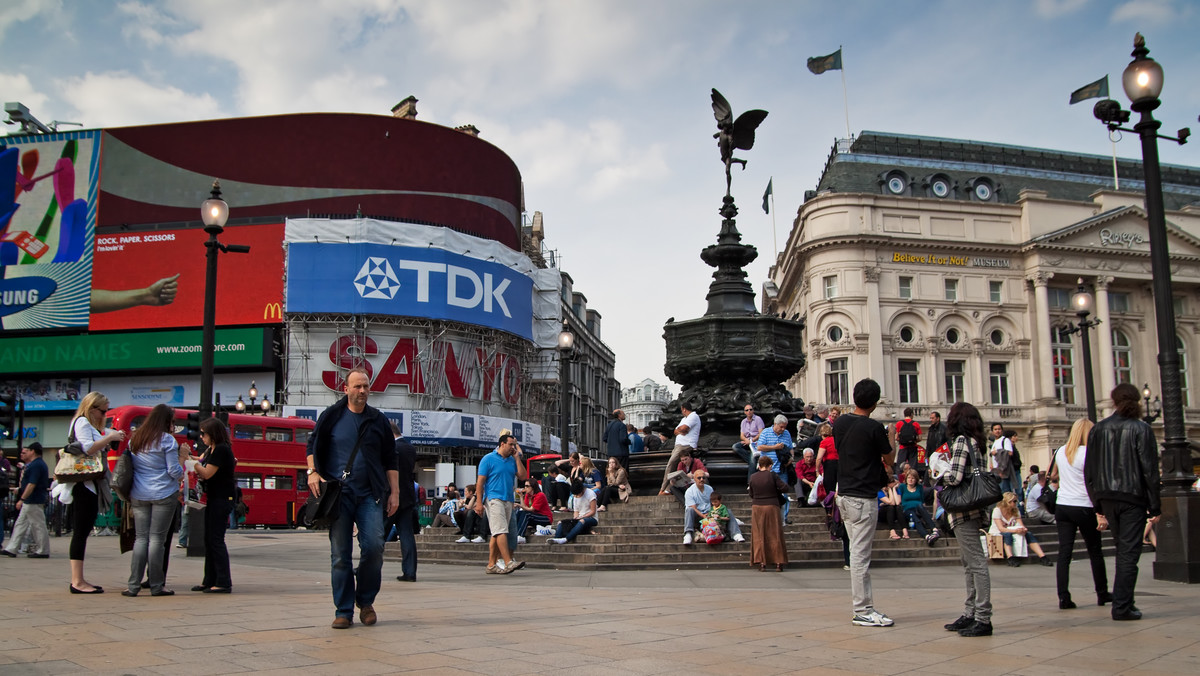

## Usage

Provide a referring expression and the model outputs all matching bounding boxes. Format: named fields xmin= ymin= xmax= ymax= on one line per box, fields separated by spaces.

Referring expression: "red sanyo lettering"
xmin=321 ymin=335 xmax=378 ymax=390
xmin=322 ymin=337 xmax=520 ymax=405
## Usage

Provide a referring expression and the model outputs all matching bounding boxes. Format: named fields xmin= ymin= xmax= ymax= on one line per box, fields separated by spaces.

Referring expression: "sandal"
xmin=889 ymin=532 xmax=901 ymax=540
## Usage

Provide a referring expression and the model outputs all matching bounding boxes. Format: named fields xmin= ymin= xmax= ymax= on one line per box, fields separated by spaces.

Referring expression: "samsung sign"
xmin=286 ymin=243 xmax=534 ymax=340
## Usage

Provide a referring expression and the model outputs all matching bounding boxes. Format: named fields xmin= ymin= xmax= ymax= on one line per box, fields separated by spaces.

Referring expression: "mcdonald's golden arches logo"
xmin=263 ymin=302 xmax=282 ymax=320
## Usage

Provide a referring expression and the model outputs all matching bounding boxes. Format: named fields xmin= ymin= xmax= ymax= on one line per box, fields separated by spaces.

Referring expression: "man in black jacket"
xmin=392 ymin=423 xmax=418 ymax=582
xmin=1085 ymin=383 xmax=1161 ymax=621
xmin=602 ymin=409 xmax=631 ymax=470
xmin=306 ymin=367 xmax=400 ymax=629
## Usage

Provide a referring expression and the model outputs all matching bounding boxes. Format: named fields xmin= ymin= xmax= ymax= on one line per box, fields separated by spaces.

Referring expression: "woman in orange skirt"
xmin=749 ymin=455 xmax=790 ymax=571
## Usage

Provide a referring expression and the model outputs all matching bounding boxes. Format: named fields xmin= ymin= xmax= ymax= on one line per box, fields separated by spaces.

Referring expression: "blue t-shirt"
xmin=478 ymin=450 xmax=517 ymax=503
xmin=21 ymin=456 xmax=50 ymax=504
xmin=329 ymin=410 xmax=370 ymax=497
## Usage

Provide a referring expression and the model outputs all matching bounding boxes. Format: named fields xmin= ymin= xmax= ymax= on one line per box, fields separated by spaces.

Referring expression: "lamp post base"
xmin=1153 ymin=488 xmax=1200 ymax=583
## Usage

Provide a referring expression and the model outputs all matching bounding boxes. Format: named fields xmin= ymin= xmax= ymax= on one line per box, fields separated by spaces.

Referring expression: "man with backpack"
xmin=893 ymin=408 xmax=921 ymax=477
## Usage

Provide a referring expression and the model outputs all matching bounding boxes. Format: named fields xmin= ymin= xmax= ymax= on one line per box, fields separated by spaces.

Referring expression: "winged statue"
xmin=711 ymin=88 xmax=768 ymax=197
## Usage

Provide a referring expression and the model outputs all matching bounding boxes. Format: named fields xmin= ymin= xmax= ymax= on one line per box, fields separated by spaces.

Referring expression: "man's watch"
xmin=306 ymin=468 xmax=316 ymax=476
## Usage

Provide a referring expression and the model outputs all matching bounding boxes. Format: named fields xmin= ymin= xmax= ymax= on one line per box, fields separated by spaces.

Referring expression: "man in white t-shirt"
xmin=660 ymin=402 xmax=701 ymax=495
xmin=548 ymin=479 xmax=598 ymax=544
xmin=681 ymin=471 xmax=744 ymax=545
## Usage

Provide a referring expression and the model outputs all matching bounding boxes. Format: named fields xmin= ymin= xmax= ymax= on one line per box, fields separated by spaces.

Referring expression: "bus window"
xmin=233 ymin=424 xmax=264 ymax=440
xmin=265 ymin=427 xmax=292 ymax=442
xmin=235 ymin=474 xmax=263 ymax=489
xmin=171 ymin=419 xmax=187 ymax=435
xmin=265 ymin=475 xmax=294 ymax=490
xmin=295 ymin=428 xmax=310 ymax=445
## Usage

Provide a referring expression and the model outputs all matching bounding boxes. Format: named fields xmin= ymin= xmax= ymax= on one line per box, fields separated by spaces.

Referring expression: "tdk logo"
xmin=354 ymin=258 xmax=400 ymax=300
xmin=354 ymin=257 xmax=513 ymax=318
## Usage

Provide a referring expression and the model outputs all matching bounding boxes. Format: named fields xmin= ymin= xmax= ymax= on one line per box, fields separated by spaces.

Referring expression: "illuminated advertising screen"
xmin=89 ymin=223 xmax=284 ymax=330
xmin=0 ymin=131 xmax=99 ymax=330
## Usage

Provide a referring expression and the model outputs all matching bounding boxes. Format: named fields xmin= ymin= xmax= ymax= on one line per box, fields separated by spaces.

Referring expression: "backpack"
xmin=897 ymin=420 xmax=918 ymax=447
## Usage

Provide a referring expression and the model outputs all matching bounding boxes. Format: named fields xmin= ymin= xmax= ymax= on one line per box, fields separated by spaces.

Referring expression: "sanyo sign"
xmin=286 ymin=242 xmax=534 ymax=340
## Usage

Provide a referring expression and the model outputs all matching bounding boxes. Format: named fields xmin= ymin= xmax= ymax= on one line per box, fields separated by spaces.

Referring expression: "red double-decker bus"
xmin=105 ymin=406 xmax=315 ymax=528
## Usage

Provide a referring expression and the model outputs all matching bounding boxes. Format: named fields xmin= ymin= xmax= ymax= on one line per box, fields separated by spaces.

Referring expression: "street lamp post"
xmin=1142 ymin=384 xmax=1162 ymax=424
xmin=558 ymin=322 xmax=575 ymax=459
xmin=1064 ymin=280 xmax=1100 ymax=421
xmin=198 ymin=181 xmax=250 ymax=420
xmin=234 ymin=381 xmax=273 ymax=415
xmin=1094 ymin=33 xmax=1197 ymax=583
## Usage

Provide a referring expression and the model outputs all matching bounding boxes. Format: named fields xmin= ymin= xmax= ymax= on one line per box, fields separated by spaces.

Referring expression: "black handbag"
xmin=1037 ymin=456 xmax=1058 ymax=514
xmin=303 ymin=420 xmax=367 ymax=528
xmin=939 ymin=437 xmax=1002 ymax=512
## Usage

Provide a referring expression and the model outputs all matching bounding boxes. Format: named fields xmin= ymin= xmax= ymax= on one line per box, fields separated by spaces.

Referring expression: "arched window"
xmin=1051 ymin=326 xmax=1075 ymax=404
xmin=1179 ymin=335 xmax=1190 ymax=408
xmin=1112 ymin=329 xmax=1132 ymax=385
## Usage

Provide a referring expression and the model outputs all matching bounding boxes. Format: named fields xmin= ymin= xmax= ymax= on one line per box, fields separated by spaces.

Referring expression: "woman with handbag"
xmin=989 ymin=492 xmax=1052 ymax=567
xmin=597 ymin=459 xmax=630 ymax=511
xmin=1051 ymin=417 xmax=1111 ymax=610
xmin=121 ymin=404 xmax=185 ymax=597
xmin=748 ymin=455 xmax=789 ymax=571
xmin=190 ymin=417 xmax=236 ymax=593
xmin=938 ymin=402 xmax=996 ymax=637
xmin=67 ymin=392 xmax=126 ymax=594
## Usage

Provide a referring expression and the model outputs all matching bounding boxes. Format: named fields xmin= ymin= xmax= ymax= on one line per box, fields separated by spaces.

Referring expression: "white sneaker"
xmin=852 ymin=611 xmax=894 ymax=627
xmin=843 ymin=565 xmax=851 ymax=571
xmin=732 ymin=533 xmax=745 ymax=543
xmin=683 ymin=532 xmax=694 ymax=545
xmin=471 ymin=536 xmax=485 ymax=543
xmin=455 ymin=536 xmax=470 ymax=543
xmin=548 ymin=538 xmax=567 ymax=545
xmin=517 ymin=536 xmax=526 ymax=544
xmin=735 ymin=518 xmax=745 ymax=526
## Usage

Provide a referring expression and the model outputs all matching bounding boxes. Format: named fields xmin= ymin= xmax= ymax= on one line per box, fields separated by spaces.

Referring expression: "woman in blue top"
xmin=898 ymin=469 xmax=940 ymax=545
xmin=122 ymin=404 xmax=185 ymax=597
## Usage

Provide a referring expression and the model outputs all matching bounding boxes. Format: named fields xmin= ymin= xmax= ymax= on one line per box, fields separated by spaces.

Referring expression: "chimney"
xmin=455 ymin=124 xmax=480 ymax=137
xmin=391 ymin=96 xmax=418 ymax=120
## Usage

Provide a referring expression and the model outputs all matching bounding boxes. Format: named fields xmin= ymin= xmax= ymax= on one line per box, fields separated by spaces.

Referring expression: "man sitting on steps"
xmin=682 ymin=471 xmax=745 ymax=545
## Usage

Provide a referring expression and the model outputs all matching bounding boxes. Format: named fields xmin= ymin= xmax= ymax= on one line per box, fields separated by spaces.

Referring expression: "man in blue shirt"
xmin=1 ymin=443 xmax=51 ymax=558
xmin=474 ymin=433 xmax=528 ymax=574
xmin=306 ymin=368 xmax=400 ymax=629
xmin=627 ymin=424 xmax=645 ymax=454
xmin=756 ymin=415 xmax=795 ymax=524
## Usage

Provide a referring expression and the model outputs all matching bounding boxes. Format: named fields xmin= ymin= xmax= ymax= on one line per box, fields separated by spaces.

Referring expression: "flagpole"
xmin=771 ymin=189 xmax=778 ymax=261
xmin=839 ymin=45 xmax=851 ymax=138
xmin=1111 ymin=137 xmax=1120 ymax=191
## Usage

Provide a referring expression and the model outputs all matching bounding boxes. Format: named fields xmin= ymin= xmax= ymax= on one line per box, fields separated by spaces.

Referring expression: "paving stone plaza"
xmin=2 ymin=529 xmax=1198 ymax=675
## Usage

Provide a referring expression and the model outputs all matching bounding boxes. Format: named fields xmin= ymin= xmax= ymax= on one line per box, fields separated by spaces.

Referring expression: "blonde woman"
xmin=989 ymin=492 xmax=1052 ymax=567
xmin=67 ymin=392 xmax=126 ymax=594
xmin=578 ymin=456 xmax=602 ymax=492
xmin=1051 ymin=418 xmax=1111 ymax=610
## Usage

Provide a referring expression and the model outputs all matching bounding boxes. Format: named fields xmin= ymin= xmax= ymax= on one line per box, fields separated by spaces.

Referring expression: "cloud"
xmin=0 ymin=0 xmax=59 ymax=41
xmin=1111 ymin=0 xmax=1185 ymax=25
xmin=1033 ymin=0 xmax=1090 ymax=18
xmin=117 ymin=1 xmax=180 ymax=47
xmin=55 ymin=71 xmax=222 ymax=127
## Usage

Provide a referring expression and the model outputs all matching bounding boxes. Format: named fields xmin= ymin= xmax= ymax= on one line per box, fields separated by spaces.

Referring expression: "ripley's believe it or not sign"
xmin=892 ymin=252 xmax=1012 ymax=268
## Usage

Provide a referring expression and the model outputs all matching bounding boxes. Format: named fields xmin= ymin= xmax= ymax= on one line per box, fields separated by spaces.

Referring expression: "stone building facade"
xmin=620 ymin=378 xmax=675 ymax=431
xmin=767 ymin=131 xmax=1200 ymax=468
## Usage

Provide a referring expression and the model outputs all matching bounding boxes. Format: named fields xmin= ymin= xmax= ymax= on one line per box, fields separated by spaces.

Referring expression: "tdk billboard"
xmin=286 ymin=243 xmax=534 ymax=340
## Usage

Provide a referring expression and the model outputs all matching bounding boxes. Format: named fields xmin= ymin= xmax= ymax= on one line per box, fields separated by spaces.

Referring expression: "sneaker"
xmin=958 ymin=620 xmax=993 ymax=636
xmin=455 ymin=536 xmax=470 ymax=543
xmin=683 ymin=532 xmax=694 ymax=546
xmin=471 ymin=536 xmax=485 ymax=543
xmin=732 ymin=533 xmax=745 ymax=543
xmin=944 ymin=615 xmax=974 ymax=631
xmin=843 ymin=565 xmax=851 ymax=571
xmin=852 ymin=611 xmax=895 ymax=627
xmin=928 ymin=530 xmax=940 ymax=546
xmin=485 ymin=565 xmax=501 ymax=574
xmin=517 ymin=536 xmax=526 ymax=545
xmin=506 ymin=560 xmax=526 ymax=571
xmin=548 ymin=537 xmax=567 ymax=545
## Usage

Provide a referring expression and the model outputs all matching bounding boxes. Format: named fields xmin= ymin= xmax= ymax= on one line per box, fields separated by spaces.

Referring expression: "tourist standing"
xmin=940 ymin=402 xmax=995 ymax=637
xmin=68 ymin=392 xmax=126 ymax=594
xmin=602 ymin=409 xmax=631 ymax=471
xmin=748 ymin=456 xmax=788 ymax=571
xmin=1 ymin=443 xmax=50 ymax=560
xmin=122 ymin=404 xmax=185 ymax=597
xmin=191 ymin=417 xmax=236 ymax=594
xmin=832 ymin=378 xmax=894 ymax=628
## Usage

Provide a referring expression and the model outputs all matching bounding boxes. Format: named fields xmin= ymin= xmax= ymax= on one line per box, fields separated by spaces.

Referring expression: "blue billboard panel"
xmin=286 ymin=242 xmax=534 ymax=340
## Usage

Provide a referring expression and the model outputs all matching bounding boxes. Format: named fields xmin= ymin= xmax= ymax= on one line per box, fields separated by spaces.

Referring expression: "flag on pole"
xmin=762 ymin=178 xmax=773 ymax=214
xmin=1069 ymin=75 xmax=1109 ymax=104
xmin=807 ymin=49 xmax=842 ymax=75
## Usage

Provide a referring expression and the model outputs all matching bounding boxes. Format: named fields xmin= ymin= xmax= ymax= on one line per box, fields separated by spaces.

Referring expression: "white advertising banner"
xmin=284 ymin=405 xmax=543 ymax=454
xmin=93 ymin=372 xmax=277 ymax=409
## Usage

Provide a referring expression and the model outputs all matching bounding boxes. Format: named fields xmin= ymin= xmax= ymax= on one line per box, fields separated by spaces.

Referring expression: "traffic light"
xmin=185 ymin=411 xmax=202 ymax=443
xmin=216 ymin=410 xmax=230 ymax=426
xmin=0 ymin=394 xmax=15 ymax=439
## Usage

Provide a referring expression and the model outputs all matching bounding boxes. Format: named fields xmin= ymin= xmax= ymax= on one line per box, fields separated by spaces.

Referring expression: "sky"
xmin=4 ymin=0 xmax=1199 ymax=398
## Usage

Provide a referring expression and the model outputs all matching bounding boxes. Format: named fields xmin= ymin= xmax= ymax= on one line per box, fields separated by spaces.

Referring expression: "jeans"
xmin=554 ymin=516 xmax=597 ymax=542
xmin=203 ymin=499 xmax=233 ymax=589
xmin=684 ymin=508 xmax=742 ymax=538
xmin=328 ymin=490 xmax=384 ymax=619
xmin=1098 ymin=499 xmax=1146 ymax=616
xmin=732 ymin=442 xmax=755 ymax=483
xmin=515 ymin=509 xmax=551 ymax=537
xmin=4 ymin=501 xmax=49 ymax=555
xmin=837 ymin=495 xmax=879 ymax=616
xmin=956 ymin=516 xmax=992 ymax=622
xmin=904 ymin=505 xmax=937 ymax=537
xmin=392 ymin=505 xmax=417 ymax=580
xmin=128 ymin=493 xmax=180 ymax=594
xmin=776 ymin=472 xmax=790 ymax=523
xmin=1054 ymin=504 xmax=1108 ymax=602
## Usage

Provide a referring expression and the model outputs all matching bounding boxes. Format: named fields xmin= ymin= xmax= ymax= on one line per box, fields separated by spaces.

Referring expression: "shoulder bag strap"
xmin=339 ymin=419 xmax=371 ymax=481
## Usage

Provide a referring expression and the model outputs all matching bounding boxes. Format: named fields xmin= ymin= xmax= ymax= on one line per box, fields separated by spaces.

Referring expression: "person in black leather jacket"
xmin=1084 ymin=383 xmax=1161 ymax=622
